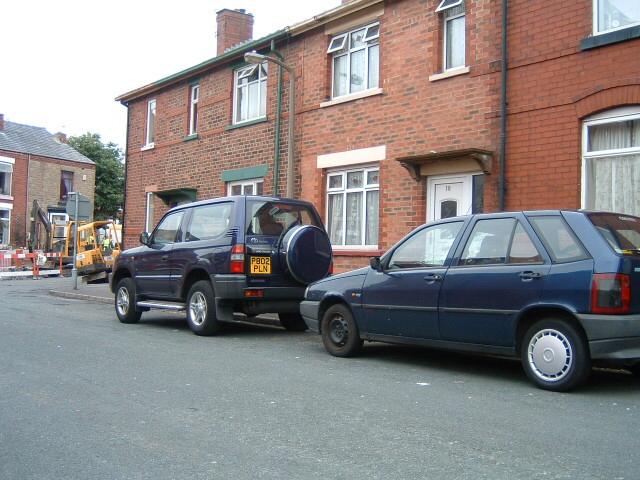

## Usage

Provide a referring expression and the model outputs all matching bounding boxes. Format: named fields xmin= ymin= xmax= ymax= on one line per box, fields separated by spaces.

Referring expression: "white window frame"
xmin=227 ymin=178 xmax=264 ymax=196
xmin=188 ymin=84 xmax=199 ymax=136
xmin=0 ymin=156 xmax=14 ymax=198
xmin=233 ymin=63 xmax=268 ymax=125
xmin=436 ymin=0 xmax=463 ymax=13
xmin=145 ymin=99 xmax=156 ymax=148
xmin=326 ymin=165 xmax=379 ymax=249
xmin=443 ymin=3 xmax=466 ymax=71
xmin=329 ymin=22 xmax=380 ymax=99
xmin=581 ymin=106 xmax=640 ymax=209
xmin=0 ymin=203 xmax=12 ymax=247
xmin=593 ymin=0 xmax=640 ymax=35
xmin=49 ymin=212 xmax=69 ymax=239
xmin=145 ymin=192 xmax=155 ymax=233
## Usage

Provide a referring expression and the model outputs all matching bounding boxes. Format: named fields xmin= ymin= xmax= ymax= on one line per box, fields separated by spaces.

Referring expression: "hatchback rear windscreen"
xmin=588 ymin=212 xmax=640 ymax=254
xmin=246 ymin=201 xmax=320 ymax=236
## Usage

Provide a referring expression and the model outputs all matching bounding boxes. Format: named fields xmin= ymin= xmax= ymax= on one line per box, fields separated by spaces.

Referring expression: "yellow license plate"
xmin=250 ymin=256 xmax=271 ymax=274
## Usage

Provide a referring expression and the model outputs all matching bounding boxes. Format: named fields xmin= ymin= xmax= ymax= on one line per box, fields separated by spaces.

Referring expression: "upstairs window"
xmin=234 ymin=63 xmax=267 ymax=124
xmin=60 ymin=171 xmax=73 ymax=202
xmin=329 ymin=22 xmax=380 ymax=99
xmin=145 ymin=99 xmax=156 ymax=147
xmin=0 ymin=160 xmax=13 ymax=196
xmin=595 ymin=0 xmax=640 ymax=35
xmin=189 ymin=84 xmax=199 ymax=135
xmin=439 ymin=1 xmax=466 ymax=70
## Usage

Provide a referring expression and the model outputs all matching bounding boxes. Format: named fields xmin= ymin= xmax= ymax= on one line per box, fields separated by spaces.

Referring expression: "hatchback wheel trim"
xmin=328 ymin=314 xmax=349 ymax=347
xmin=527 ymin=328 xmax=572 ymax=382
xmin=189 ymin=292 xmax=207 ymax=326
xmin=116 ymin=287 xmax=130 ymax=316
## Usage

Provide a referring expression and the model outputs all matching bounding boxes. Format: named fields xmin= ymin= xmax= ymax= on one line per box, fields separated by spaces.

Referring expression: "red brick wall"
xmin=122 ymin=0 xmax=499 ymax=271
xmin=505 ymin=0 xmax=640 ymax=211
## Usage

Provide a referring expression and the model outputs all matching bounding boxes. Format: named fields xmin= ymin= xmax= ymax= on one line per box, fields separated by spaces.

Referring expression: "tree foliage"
xmin=68 ymin=133 xmax=125 ymax=220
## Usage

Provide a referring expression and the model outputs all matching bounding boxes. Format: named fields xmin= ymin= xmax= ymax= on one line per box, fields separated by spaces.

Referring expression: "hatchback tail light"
xmin=591 ymin=273 xmax=630 ymax=314
xmin=230 ymin=244 xmax=245 ymax=274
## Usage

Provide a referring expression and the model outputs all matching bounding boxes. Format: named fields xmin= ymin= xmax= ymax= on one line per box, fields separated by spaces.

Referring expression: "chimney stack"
xmin=53 ymin=132 xmax=68 ymax=144
xmin=0 ymin=114 xmax=4 ymax=131
xmin=216 ymin=8 xmax=254 ymax=56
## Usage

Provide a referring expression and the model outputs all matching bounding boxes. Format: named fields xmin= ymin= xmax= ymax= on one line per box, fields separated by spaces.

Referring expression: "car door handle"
xmin=161 ymin=255 xmax=169 ymax=261
xmin=424 ymin=273 xmax=443 ymax=282
xmin=519 ymin=271 xmax=542 ymax=280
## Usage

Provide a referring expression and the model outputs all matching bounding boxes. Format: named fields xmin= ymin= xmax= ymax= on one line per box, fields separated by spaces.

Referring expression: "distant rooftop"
xmin=0 ymin=121 xmax=94 ymax=165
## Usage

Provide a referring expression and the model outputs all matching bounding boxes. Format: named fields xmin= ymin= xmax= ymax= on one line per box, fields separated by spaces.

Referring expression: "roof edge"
xmin=288 ymin=0 xmax=384 ymax=36
xmin=115 ymin=29 xmax=288 ymax=104
xmin=115 ymin=0 xmax=385 ymax=105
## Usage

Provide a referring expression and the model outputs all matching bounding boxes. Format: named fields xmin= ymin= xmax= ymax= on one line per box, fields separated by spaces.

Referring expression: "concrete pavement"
xmin=48 ymin=276 xmax=113 ymax=304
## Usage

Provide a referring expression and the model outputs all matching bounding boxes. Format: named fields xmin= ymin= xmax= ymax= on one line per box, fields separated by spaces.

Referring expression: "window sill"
xmin=429 ymin=66 xmax=470 ymax=82
xmin=141 ymin=143 xmax=155 ymax=151
xmin=581 ymin=25 xmax=640 ymax=50
xmin=0 ymin=194 xmax=13 ymax=201
xmin=226 ymin=116 xmax=268 ymax=131
xmin=183 ymin=133 xmax=199 ymax=142
xmin=320 ymin=88 xmax=384 ymax=108
xmin=332 ymin=248 xmax=383 ymax=257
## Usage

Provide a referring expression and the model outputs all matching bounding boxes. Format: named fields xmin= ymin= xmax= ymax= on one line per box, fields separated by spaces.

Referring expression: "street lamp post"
xmin=244 ymin=51 xmax=296 ymax=198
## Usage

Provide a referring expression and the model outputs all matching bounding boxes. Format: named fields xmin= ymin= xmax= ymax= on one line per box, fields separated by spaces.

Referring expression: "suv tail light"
xmin=591 ymin=273 xmax=630 ymax=314
xmin=230 ymin=244 xmax=245 ymax=274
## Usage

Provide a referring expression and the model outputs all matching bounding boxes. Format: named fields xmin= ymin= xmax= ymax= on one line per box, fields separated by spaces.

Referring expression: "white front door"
xmin=427 ymin=174 xmax=473 ymax=221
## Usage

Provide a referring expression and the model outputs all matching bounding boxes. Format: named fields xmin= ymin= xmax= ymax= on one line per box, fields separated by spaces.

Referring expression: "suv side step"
xmin=137 ymin=300 xmax=186 ymax=312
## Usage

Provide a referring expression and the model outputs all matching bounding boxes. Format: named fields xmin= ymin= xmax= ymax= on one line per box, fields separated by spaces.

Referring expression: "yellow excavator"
xmin=59 ymin=220 xmax=122 ymax=282
xmin=30 ymin=200 xmax=122 ymax=282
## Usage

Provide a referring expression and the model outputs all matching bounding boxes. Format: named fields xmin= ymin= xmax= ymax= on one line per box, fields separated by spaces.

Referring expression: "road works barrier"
xmin=0 ymin=250 xmax=63 ymax=279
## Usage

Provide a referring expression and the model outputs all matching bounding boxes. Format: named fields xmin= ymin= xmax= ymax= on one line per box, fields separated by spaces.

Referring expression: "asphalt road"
xmin=1 ymin=278 xmax=639 ymax=480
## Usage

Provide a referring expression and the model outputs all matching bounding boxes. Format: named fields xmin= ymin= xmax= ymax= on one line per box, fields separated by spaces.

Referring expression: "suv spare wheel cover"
xmin=281 ymin=225 xmax=332 ymax=284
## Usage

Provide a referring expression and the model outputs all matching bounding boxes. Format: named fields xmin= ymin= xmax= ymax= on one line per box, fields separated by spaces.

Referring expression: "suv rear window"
xmin=588 ymin=212 xmax=640 ymax=255
xmin=246 ymin=200 xmax=320 ymax=236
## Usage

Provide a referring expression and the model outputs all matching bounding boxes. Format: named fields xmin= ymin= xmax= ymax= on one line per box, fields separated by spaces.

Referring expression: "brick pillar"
xmin=216 ymin=9 xmax=254 ymax=55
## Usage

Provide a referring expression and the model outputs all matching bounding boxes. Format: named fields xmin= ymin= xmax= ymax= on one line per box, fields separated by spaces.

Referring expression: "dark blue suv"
xmin=301 ymin=210 xmax=640 ymax=391
xmin=111 ymin=196 xmax=332 ymax=335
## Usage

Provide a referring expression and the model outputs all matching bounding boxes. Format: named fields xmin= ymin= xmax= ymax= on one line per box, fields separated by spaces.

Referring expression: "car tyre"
xmin=521 ymin=318 xmax=591 ymax=392
xmin=321 ymin=304 xmax=363 ymax=357
xmin=115 ymin=277 xmax=141 ymax=324
xmin=186 ymin=280 xmax=220 ymax=336
xmin=279 ymin=312 xmax=308 ymax=332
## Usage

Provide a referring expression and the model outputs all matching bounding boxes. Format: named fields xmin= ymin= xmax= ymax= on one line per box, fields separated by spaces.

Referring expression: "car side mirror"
xmin=139 ymin=232 xmax=150 ymax=246
xmin=370 ymin=256 xmax=382 ymax=272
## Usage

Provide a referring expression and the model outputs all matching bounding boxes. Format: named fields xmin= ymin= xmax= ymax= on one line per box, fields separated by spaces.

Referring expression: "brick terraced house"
xmin=0 ymin=114 xmax=95 ymax=248
xmin=116 ymin=0 xmax=640 ymax=272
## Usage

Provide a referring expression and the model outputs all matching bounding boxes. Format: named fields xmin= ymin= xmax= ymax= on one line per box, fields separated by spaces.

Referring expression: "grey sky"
xmin=1 ymin=1 xmax=338 ymax=149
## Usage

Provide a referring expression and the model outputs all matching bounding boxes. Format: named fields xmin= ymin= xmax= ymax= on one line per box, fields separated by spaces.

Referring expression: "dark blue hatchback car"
xmin=301 ymin=210 xmax=640 ymax=391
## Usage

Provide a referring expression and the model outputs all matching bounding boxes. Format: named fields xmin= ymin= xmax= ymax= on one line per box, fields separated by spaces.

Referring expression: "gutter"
xmin=288 ymin=0 xmax=384 ymax=36
xmin=499 ymin=0 xmax=508 ymax=211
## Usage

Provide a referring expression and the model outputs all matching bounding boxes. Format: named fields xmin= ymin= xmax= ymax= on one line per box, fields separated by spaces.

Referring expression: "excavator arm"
xmin=30 ymin=200 xmax=52 ymax=251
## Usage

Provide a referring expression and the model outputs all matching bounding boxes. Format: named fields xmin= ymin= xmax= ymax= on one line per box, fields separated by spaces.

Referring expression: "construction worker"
xmin=102 ymin=235 xmax=112 ymax=254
